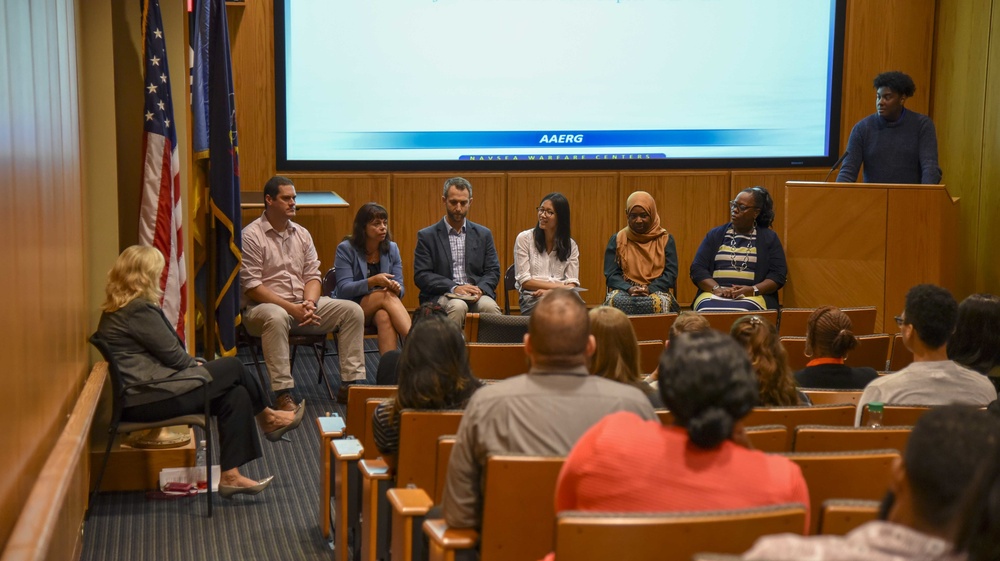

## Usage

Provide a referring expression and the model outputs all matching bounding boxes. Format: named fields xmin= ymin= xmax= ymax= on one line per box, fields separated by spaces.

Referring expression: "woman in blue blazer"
xmin=334 ymin=203 xmax=411 ymax=354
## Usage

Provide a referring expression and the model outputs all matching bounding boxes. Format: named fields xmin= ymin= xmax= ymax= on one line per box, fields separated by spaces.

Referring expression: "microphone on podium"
xmin=823 ymin=150 xmax=849 ymax=182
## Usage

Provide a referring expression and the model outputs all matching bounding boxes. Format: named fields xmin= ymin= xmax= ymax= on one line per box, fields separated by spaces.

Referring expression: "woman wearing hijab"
xmin=603 ymin=191 xmax=679 ymax=314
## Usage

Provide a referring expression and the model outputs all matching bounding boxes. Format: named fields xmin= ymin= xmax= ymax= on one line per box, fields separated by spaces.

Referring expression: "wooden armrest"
xmin=317 ymin=414 xmax=346 ymax=438
xmin=423 ymin=519 xmax=478 ymax=550
xmin=332 ymin=438 xmax=363 ymax=460
xmin=360 ymin=458 xmax=392 ymax=480
xmin=388 ymin=488 xmax=433 ymax=516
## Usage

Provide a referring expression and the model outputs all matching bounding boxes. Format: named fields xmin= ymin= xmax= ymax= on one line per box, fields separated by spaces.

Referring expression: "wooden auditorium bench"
xmin=792 ymin=425 xmax=912 ymax=453
xmin=800 ymin=389 xmax=864 ymax=406
xmin=627 ymin=313 xmax=677 ymax=341
xmin=817 ymin=498 xmax=881 ymax=535
xmin=859 ymin=403 xmax=932 ymax=427
xmin=466 ymin=343 xmax=528 ymax=380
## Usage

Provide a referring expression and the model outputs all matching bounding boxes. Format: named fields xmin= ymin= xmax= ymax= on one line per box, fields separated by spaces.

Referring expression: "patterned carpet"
xmin=81 ymin=343 xmax=381 ymax=561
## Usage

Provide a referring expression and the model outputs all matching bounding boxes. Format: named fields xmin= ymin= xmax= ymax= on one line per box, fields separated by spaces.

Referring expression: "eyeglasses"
xmin=894 ymin=315 xmax=906 ymax=327
xmin=729 ymin=201 xmax=756 ymax=213
xmin=537 ymin=207 xmax=555 ymax=218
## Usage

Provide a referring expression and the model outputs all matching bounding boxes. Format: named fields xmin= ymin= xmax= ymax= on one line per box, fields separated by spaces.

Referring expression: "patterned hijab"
xmin=615 ymin=191 xmax=669 ymax=286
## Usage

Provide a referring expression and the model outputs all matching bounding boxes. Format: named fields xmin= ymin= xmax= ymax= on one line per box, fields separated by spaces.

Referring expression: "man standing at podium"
xmin=837 ymin=71 xmax=942 ymax=185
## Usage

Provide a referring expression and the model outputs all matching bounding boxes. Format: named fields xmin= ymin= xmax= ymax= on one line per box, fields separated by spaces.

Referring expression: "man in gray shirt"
xmin=856 ymin=284 xmax=997 ymax=424
xmin=441 ymin=289 xmax=657 ymax=529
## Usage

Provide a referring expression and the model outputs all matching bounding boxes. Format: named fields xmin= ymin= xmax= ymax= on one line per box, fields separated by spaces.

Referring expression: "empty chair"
xmin=800 ymin=389 xmax=863 ymax=406
xmin=743 ymin=405 xmax=856 ymax=448
xmin=627 ymin=313 xmax=677 ymax=342
xmin=464 ymin=313 xmax=530 ymax=343
xmin=502 ymin=264 xmax=516 ymax=314
xmin=554 ymin=503 xmax=808 ymax=561
xmin=859 ymin=404 xmax=932 ymax=427
xmin=781 ymin=449 xmax=899 ymax=534
xmin=841 ymin=306 xmax=878 ymax=335
xmin=844 ymin=334 xmax=892 ymax=370
xmin=781 ymin=336 xmax=809 ymax=371
xmin=745 ymin=424 xmax=790 ymax=453
xmin=702 ymin=309 xmax=779 ymax=334
xmin=817 ymin=499 xmax=881 ymax=535
xmin=792 ymin=425 xmax=912 ymax=453
xmin=777 ymin=308 xmax=814 ymax=337
xmin=637 ymin=340 xmax=665 ymax=373
xmin=888 ymin=333 xmax=913 ymax=371
xmin=466 ymin=343 xmax=528 ymax=380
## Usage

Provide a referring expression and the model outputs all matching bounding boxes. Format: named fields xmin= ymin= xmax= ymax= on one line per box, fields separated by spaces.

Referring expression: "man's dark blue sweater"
xmin=836 ymin=108 xmax=942 ymax=184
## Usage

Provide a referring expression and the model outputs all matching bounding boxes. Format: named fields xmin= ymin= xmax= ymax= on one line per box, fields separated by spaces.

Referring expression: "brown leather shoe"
xmin=274 ymin=392 xmax=298 ymax=412
xmin=335 ymin=383 xmax=353 ymax=404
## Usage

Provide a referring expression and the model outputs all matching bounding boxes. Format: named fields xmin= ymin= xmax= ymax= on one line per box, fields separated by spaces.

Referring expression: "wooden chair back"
xmin=792 ymin=425 xmax=912 ymax=453
xmin=841 ymin=307 xmax=878 ymax=335
xmin=637 ymin=340 xmax=665 ymax=373
xmin=479 ymin=455 xmax=565 ymax=561
xmin=466 ymin=343 xmax=528 ymax=380
xmin=465 ymin=314 xmax=530 ymax=343
xmin=655 ymin=409 xmax=674 ymax=425
xmin=363 ymin=398 xmax=390 ymax=460
xmin=844 ymin=334 xmax=891 ymax=370
xmin=782 ymin=450 xmax=899 ymax=534
xmin=503 ymin=265 xmax=516 ymax=315
xmin=743 ymin=405 xmax=855 ymax=432
xmin=434 ymin=436 xmax=457 ymax=504
xmin=777 ymin=308 xmax=813 ymax=337
xmin=860 ymin=404 xmax=932 ymax=427
xmin=818 ymin=499 xmax=880 ymax=535
xmin=745 ymin=424 xmax=790 ymax=453
xmin=627 ymin=313 xmax=677 ymax=342
xmin=888 ymin=334 xmax=913 ymax=371
xmin=554 ymin=504 xmax=808 ymax=561
xmin=780 ymin=336 xmax=808 ymax=370
xmin=800 ymin=389 xmax=863 ymax=406
xmin=395 ymin=411 xmax=464 ymax=499
xmin=347 ymin=385 xmax=397 ymax=438
xmin=701 ymin=310 xmax=778 ymax=335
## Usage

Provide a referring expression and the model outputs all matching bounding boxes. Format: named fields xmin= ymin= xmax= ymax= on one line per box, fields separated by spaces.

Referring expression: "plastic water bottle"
xmin=195 ymin=440 xmax=208 ymax=491
xmin=868 ymin=402 xmax=884 ymax=428
xmin=195 ymin=439 xmax=207 ymax=467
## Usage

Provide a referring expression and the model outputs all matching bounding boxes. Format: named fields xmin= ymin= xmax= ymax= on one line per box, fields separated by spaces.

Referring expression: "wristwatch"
xmin=752 ymin=285 xmax=760 ymax=296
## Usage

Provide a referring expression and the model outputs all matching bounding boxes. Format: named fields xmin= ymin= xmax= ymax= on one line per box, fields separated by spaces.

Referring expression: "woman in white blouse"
xmin=513 ymin=192 xmax=581 ymax=314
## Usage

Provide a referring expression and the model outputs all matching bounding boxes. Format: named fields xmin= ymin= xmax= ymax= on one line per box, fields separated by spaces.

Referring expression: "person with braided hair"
xmin=793 ymin=306 xmax=879 ymax=389
xmin=731 ymin=315 xmax=810 ymax=406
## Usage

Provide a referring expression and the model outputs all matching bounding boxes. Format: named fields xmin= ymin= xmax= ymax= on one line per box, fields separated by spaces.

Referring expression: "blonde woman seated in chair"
xmin=95 ymin=246 xmax=304 ymax=498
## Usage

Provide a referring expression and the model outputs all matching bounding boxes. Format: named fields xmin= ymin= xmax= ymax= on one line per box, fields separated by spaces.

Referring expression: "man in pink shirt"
xmin=241 ymin=176 xmax=365 ymax=410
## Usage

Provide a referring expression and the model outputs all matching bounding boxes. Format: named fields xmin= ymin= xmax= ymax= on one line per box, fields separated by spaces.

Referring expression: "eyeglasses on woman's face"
xmin=729 ymin=201 xmax=756 ymax=213
xmin=537 ymin=207 xmax=556 ymax=218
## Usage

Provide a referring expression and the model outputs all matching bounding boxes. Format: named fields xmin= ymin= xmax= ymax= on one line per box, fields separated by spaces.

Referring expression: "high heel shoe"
xmin=264 ymin=400 xmax=306 ymax=442
xmin=218 ymin=475 xmax=274 ymax=499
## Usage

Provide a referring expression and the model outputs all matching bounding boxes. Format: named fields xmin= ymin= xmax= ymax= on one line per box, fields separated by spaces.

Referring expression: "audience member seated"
xmin=646 ymin=311 xmax=711 ymax=390
xmin=603 ymin=191 xmax=678 ymax=314
xmin=556 ymin=330 xmax=809 ymax=522
xmin=441 ymin=289 xmax=657 ymax=529
xmin=374 ymin=302 xmax=447 ymax=386
xmin=731 ymin=315 xmax=810 ymax=406
xmin=334 ymin=202 xmax=411 ymax=355
xmin=743 ymin=405 xmax=1000 ymax=560
xmin=96 ymin=246 xmax=304 ymax=498
xmin=856 ymin=285 xmax=997 ymax=425
xmin=588 ymin=306 xmax=664 ymax=408
xmin=413 ymin=176 xmax=501 ymax=327
xmin=513 ymin=192 xmax=580 ymax=315
xmin=794 ymin=306 xmax=879 ymax=389
xmin=947 ymin=293 xmax=1000 ymax=394
xmin=241 ymin=175 xmax=366 ymax=408
xmin=691 ymin=186 xmax=786 ymax=312
xmin=371 ymin=315 xmax=482 ymax=470
xmin=952 ymin=429 xmax=1000 ymax=561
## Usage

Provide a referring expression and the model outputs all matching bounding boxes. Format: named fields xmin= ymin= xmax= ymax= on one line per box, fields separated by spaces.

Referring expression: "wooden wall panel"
xmin=1 ymin=0 xmax=89 ymax=549
xmin=931 ymin=0 xmax=992 ymax=297
xmin=620 ymin=172 xmax=731 ymax=305
xmin=227 ymin=1 xmax=276 ymax=193
xmin=730 ymin=169 xmax=830 ymax=237
xmin=783 ymin=186 xmax=888 ymax=327
xmin=979 ymin=2 xmax=1000 ymax=295
xmin=505 ymin=173 xmax=619 ymax=308
xmin=840 ymin=0 xmax=936 ymax=154
xmin=390 ymin=174 xmax=507 ymax=309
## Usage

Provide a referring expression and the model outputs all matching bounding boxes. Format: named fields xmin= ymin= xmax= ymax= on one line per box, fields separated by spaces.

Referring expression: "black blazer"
xmin=413 ymin=219 xmax=501 ymax=304
xmin=94 ymin=299 xmax=210 ymax=408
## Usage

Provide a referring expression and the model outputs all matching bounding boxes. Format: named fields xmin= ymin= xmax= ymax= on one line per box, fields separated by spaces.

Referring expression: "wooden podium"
xmin=781 ymin=181 xmax=959 ymax=334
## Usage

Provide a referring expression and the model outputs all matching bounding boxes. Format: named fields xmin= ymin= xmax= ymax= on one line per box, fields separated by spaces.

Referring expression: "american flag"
xmin=138 ymin=0 xmax=187 ymax=342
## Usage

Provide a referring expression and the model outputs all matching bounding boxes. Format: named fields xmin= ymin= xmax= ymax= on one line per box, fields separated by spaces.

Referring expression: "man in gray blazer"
xmin=413 ymin=177 xmax=502 ymax=326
